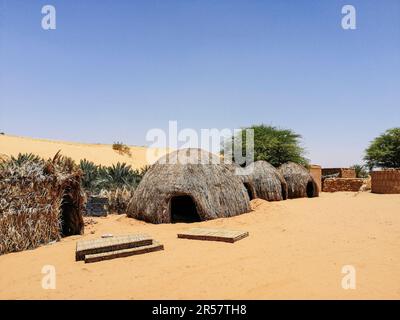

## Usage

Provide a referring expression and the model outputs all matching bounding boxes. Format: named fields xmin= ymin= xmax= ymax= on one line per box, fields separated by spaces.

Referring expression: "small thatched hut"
xmin=278 ymin=162 xmax=319 ymax=199
xmin=0 ymin=153 xmax=84 ymax=255
xmin=127 ymin=148 xmax=251 ymax=223
xmin=249 ymin=161 xmax=288 ymax=201
xmin=227 ymin=163 xmax=257 ymax=200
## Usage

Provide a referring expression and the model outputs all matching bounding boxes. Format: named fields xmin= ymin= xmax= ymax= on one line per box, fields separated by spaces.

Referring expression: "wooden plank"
xmin=84 ymin=241 xmax=164 ymax=263
xmin=177 ymin=228 xmax=249 ymax=243
xmin=75 ymin=234 xmax=152 ymax=261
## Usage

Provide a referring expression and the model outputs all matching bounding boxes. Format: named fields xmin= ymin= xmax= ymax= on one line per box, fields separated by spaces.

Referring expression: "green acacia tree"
xmin=364 ymin=128 xmax=400 ymax=169
xmin=227 ymin=124 xmax=309 ymax=167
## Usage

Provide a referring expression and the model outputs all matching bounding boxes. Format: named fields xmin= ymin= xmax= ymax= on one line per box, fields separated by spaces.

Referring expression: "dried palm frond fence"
xmin=0 ymin=152 xmax=84 ymax=255
xmin=99 ymin=187 xmax=135 ymax=214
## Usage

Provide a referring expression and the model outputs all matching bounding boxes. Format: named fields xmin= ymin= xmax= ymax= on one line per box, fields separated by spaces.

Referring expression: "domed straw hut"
xmin=0 ymin=153 xmax=84 ymax=255
xmin=227 ymin=163 xmax=257 ymax=201
xmin=127 ymin=148 xmax=251 ymax=223
xmin=250 ymin=161 xmax=288 ymax=201
xmin=278 ymin=162 xmax=319 ymax=199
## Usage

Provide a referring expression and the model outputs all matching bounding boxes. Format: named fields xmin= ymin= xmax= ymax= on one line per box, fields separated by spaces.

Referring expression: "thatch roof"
xmin=0 ymin=153 xmax=84 ymax=255
xmin=278 ymin=162 xmax=319 ymax=199
xmin=226 ymin=163 xmax=257 ymax=200
xmin=249 ymin=161 xmax=288 ymax=201
xmin=127 ymin=148 xmax=251 ymax=223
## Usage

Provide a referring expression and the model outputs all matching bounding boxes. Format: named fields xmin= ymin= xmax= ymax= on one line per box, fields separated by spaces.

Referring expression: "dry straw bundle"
xmin=127 ymin=148 xmax=251 ymax=223
xmin=0 ymin=152 xmax=84 ymax=255
xmin=279 ymin=162 xmax=319 ymax=199
xmin=100 ymin=187 xmax=135 ymax=214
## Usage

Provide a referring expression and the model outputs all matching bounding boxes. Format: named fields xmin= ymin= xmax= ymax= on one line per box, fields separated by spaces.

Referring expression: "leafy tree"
xmin=226 ymin=124 xmax=308 ymax=167
xmin=364 ymin=128 xmax=400 ymax=169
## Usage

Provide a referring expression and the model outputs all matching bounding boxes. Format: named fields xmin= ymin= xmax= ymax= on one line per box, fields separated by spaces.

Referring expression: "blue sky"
xmin=0 ymin=0 xmax=399 ymax=166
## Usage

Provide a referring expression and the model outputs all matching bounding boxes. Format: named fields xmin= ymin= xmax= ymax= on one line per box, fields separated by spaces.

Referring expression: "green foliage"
xmin=79 ymin=159 xmax=147 ymax=193
xmin=80 ymin=159 xmax=100 ymax=190
xmin=227 ymin=124 xmax=308 ymax=167
xmin=350 ymin=164 xmax=369 ymax=178
xmin=112 ymin=142 xmax=131 ymax=157
xmin=364 ymin=128 xmax=400 ymax=169
xmin=9 ymin=153 xmax=43 ymax=166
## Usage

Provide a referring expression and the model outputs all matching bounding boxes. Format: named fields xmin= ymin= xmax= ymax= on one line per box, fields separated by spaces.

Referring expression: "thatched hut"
xmin=278 ymin=162 xmax=319 ymax=199
xmin=0 ymin=153 xmax=84 ymax=255
xmin=227 ymin=163 xmax=257 ymax=200
xmin=249 ymin=161 xmax=288 ymax=201
xmin=127 ymin=148 xmax=251 ymax=223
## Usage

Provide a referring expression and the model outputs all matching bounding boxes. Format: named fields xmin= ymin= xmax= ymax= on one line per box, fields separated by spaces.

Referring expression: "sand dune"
xmin=0 ymin=192 xmax=399 ymax=299
xmin=0 ymin=135 xmax=168 ymax=169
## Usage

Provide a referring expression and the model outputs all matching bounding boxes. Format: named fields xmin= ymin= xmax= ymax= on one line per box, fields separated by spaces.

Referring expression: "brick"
xmin=371 ymin=170 xmax=400 ymax=194
xmin=322 ymin=178 xmax=365 ymax=192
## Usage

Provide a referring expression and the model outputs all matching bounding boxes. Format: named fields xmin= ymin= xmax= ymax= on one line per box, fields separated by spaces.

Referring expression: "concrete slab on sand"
xmin=75 ymin=234 xmax=153 ymax=261
xmin=177 ymin=228 xmax=249 ymax=243
xmin=84 ymin=241 xmax=164 ymax=263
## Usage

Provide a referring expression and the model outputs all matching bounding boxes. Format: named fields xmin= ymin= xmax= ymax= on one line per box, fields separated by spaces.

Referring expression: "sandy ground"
xmin=0 ymin=135 xmax=168 ymax=169
xmin=0 ymin=192 xmax=399 ymax=300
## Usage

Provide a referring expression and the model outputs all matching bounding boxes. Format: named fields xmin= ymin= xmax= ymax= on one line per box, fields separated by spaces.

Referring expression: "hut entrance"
xmin=170 ymin=195 xmax=201 ymax=223
xmin=61 ymin=194 xmax=75 ymax=236
xmin=281 ymin=184 xmax=287 ymax=200
xmin=306 ymin=181 xmax=315 ymax=198
xmin=243 ymin=183 xmax=254 ymax=200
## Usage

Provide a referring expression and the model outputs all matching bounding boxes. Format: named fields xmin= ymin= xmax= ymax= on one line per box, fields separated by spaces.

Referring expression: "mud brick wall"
xmin=309 ymin=165 xmax=322 ymax=192
xmin=322 ymin=178 xmax=365 ymax=192
xmin=85 ymin=196 xmax=109 ymax=217
xmin=371 ymin=170 xmax=400 ymax=194
xmin=322 ymin=168 xmax=356 ymax=178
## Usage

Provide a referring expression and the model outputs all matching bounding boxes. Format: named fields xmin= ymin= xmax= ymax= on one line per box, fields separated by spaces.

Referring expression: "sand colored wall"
xmin=371 ymin=170 xmax=400 ymax=194
xmin=323 ymin=178 xmax=365 ymax=192
xmin=322 ymin=168 xmax=356 ymax=178
xmin=309 ymin=165 xmax=322 ymax=192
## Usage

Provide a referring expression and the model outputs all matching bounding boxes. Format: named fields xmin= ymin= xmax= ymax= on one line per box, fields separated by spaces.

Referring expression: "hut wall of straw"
xmin=127 ymin=149 xmax=251 ymax=223
xmin=0 ymin=154 xmax=84 ymax=255
xmin=227 ymin=163 xmax=257 ymax=200
xmin=279 ymin=162 xmax=319 ymax=199
xmin=249 ymin=161 xmax=288 ymax=201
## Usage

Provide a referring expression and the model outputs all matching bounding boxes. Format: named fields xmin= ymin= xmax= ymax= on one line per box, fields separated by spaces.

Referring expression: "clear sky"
xmin=1 ymin=0 xmax=399 ymax=167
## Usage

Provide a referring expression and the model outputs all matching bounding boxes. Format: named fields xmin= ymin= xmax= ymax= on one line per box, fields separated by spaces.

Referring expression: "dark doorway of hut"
xmin=306 ymin=181 xmax=316 ymax=198
xmin=281 ymin=184 xmax=288 ymax=200
xmin=243 ymin=183 xmax=255 ymax=200
xmin=170 ymin=195 xmax=201 ymax=223
xmin=61 ymin=194 xmax=75 ymax=236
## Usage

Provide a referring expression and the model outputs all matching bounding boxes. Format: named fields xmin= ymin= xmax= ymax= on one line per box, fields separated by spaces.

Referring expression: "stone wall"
xmin=309 ymin=165 xmax=322 ymax=192
xmin=322 ymin=168 xmax=356 ymax=178
xmin=85 ymin=196 xmax=109 ymax=217
xmin=322 ymin=178 xmax=365 ymax=192
xmin=371 ymin=170 xmax=400 ymax=194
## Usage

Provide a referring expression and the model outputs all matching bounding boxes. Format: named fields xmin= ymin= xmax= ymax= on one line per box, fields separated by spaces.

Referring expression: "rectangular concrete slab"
xmin=177 ymin=228 xmax=249 ymax=243
xmin=75 ymin=234 xmax=153 ymax=261
xmin=84 ymin=241 xmax=164 ymax=263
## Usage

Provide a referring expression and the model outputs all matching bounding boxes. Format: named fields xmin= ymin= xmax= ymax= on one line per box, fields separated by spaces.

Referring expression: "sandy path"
xmin=0 ymin=192 xmax=399 ymax=299
xmin=0 ymin=135 xmax=168 ymax=169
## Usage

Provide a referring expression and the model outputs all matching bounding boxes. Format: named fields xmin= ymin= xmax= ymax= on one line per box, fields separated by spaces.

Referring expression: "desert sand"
xmin=0 ymin=134 xmax=168 ymax=169
xmin=1 ymin=192 xmax=399 ymax=300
